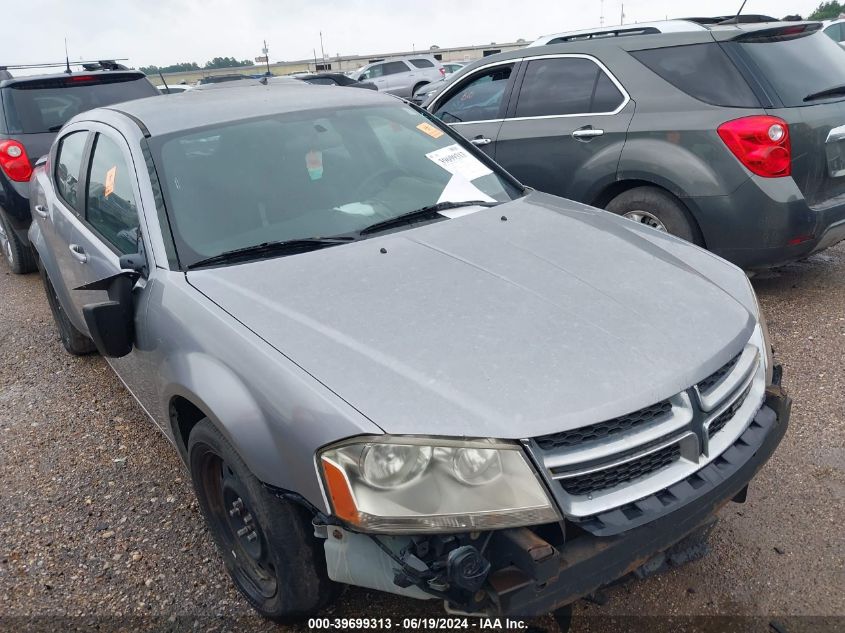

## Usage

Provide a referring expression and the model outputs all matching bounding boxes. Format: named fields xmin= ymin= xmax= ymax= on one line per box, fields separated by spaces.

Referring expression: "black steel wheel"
xmin=188 ymin=418 xmax=339 ymax=621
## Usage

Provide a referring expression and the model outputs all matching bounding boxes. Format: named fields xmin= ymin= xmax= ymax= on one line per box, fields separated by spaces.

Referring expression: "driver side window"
xmin=433 ymin=64 xmax=513 ymax=123
xmin=85 ymin=134 xmax=140 ymax=255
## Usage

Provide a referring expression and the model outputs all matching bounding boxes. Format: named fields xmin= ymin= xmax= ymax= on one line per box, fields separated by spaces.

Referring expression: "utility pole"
xmin=620 ymin=3 xmax=625 ymax=25
xmin=319 ymin=31 xmax=326 ymax=61
xmin=600 ymin=0 xmax=605 ymax=26
xmin=262 ymin=39 xmax=270 ymax=76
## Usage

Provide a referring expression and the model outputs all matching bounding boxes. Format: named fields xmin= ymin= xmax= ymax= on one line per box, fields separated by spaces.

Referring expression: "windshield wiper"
xmin=187 ymin=237 xmax=355 ymax=269
xmin=359 ymin=200 xmax=498 ymax=236
xmin=804 ymin=84 xmax=845 ymax=102
xmin=48 ymin=124 xmax=65 ymax=132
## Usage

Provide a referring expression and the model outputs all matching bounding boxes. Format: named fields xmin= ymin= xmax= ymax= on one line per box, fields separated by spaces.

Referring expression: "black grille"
xmin=708 ymin=383 xmax=752 ymax=438
xmin=697 ymin=352 xmax=741 ymax=393
xmin=535 ymin=400 xmax=672 ymax=451
xmin=558 ymin=443 xmax=680 ymax=496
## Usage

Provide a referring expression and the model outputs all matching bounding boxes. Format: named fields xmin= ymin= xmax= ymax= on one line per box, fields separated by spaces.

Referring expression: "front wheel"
xmin=605 ymin=186 xmax=702 ymax=245
xmin=189 ymin=419 xmax=339 ymax=621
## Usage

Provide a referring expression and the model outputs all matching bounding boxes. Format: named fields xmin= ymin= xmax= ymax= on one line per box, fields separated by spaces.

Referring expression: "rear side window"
xmin=382 ymin=61 xmax=410 ymax=76
xmin=631 ymin=43 xmax=759 ymax=108
xmin=55 ymin=131 xmax=88 ymax=209
xmin=733 ymin=32 xmax=845 ymax=107
xmin=514 ymin=57 xmax=625 ymax=117
xmin=410 ymin=59 xmax=435 ymax=68
xmin=85 ymin=134 xmax=140 ymax=254
xmin=1 ymin=75 xmax=157 ymax=134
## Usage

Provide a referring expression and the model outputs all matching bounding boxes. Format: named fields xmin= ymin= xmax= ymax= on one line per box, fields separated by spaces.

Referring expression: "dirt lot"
xmin=1 ymin=244 xmax=843 ymax=633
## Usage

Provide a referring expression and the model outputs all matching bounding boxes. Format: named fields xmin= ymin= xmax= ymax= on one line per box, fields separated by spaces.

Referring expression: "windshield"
xmin=1 ymin=75 xmax=157 ymax=134
xmin=734 ymin=31 xmax=845 ymax=107
xmin=151 ymin=103 xmax=521 ymax=268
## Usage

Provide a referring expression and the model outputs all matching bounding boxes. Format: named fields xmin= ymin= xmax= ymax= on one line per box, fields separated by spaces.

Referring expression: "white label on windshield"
xmin=437 ymin=174 xmax=496 ymax=205
xmin=425 ymin=143 xmax=493 ymax=181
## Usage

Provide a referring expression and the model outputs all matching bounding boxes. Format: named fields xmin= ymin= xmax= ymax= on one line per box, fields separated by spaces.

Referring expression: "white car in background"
xmin=156 ymin=83 xmax=194 ymax=95
xmin=443 ymin=61 xmax=467 ymax=75
xmin=352 ymin=54 xmax=445 ymax=98
xmin=822 ymin=17 xmax=845 ymax=48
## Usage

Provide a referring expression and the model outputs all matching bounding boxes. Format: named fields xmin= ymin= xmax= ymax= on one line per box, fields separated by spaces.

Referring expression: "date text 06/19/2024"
xmin=307 ymin=617 xmax=530 ymax=630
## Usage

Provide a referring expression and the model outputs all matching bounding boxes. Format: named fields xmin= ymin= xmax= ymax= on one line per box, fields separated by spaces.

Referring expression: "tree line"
xmin=809 ymin=1 xmax=844 ymax=19
xmin=140 ymin=56 xmax=253 ymax=76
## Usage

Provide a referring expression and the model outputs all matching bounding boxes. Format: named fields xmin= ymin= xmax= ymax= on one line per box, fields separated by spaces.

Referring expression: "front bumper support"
xmin=487 ymin=388 xmax=790 ymax=617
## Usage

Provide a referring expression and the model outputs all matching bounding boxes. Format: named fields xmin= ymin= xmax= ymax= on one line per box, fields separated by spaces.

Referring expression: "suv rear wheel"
xmin=606 ymin=186 xmax=702 ymax=245
xmin=0 ymin=211 xmax=36 ymax=274
xmin=189 ymin=419 xmax=339 ymax=621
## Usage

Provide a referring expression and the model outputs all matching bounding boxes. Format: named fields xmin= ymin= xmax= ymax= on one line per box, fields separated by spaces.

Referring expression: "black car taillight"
xmin=0 ymin=140 xmax=33 ymax=182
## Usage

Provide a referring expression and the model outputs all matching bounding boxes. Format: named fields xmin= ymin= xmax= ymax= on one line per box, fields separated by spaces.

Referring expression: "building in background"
xmin=154 ymin=41 xmax=527 ymax=84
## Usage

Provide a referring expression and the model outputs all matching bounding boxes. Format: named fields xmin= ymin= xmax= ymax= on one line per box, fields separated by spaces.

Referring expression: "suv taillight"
xmin=439 ymin=67 xmax=446 ymax=77
xmin=0 ymin=140 xmax=33 ymax=182
xmin=717 ymin=116 xmax=791 ymax=178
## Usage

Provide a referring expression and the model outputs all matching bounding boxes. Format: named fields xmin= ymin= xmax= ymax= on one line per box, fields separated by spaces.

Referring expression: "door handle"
xmin=69 ymin=244 xmax=88 ymax=264
xmin=471 ymin=137 xmax=493 ymax=146
xmin=572 ymin=127 xmax=605 ymax=140
xmin=33 ymin=204 xmax=49 ymax=219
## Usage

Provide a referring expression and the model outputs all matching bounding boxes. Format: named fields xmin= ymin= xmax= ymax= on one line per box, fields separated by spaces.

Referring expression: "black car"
xmin=0 ymin=61 xmax=157 ymax=273
xmin=426 ymin=20 xmax=845 ymax=269
xmin=295 ymin=72 xmax=377 ymax=90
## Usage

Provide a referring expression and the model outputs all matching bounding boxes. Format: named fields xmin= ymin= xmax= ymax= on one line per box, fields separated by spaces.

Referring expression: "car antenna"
xmin=64 ymin=37 xmax=71 ymax=74
xmin=158 ymin=69 xmax=170 ymax=93
xmin=733 ymin=0 xmax=749 ymax=24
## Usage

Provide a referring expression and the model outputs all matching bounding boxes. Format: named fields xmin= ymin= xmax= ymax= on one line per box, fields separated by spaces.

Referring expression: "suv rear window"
xmin=631 ymin=43 xmax=760 ymax=108
xmin=732 ymin=32 xmax=845 ymax=107
xmin=409 ymin=59 xmax=435 ymax=68
xmin=1 ymin=74 xmax=156 ymax=134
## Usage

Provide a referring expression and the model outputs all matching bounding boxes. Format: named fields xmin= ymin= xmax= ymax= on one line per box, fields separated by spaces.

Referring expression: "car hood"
xmin=187 ymin=192 xmax=755 ymax=439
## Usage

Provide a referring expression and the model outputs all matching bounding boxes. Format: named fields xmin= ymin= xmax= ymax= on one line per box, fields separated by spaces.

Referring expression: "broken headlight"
xmin=319 ymin=437 xmax=559 ymax=533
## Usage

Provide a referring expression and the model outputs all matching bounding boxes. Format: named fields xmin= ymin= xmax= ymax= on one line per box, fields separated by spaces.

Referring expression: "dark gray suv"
xmin=426 ymin=21 xmax=845 ymax=269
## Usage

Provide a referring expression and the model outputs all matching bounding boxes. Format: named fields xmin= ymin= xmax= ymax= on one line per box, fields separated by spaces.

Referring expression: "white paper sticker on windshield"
xmin=437 ymin=174 xmax=496 ymax=206
xmin=425 ymin=143 xmax=492 ymax=181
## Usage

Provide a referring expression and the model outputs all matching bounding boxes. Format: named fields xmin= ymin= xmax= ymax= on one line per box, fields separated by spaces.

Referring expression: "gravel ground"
xmin=1 ymin=244 xmax=843 ymax=633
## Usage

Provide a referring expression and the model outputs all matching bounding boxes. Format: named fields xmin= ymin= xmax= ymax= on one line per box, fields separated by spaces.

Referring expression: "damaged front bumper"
xmin=317 ymin=385 xmax=790 ymax=617
xmin=486 ymin=385 xmax=790 ymax=616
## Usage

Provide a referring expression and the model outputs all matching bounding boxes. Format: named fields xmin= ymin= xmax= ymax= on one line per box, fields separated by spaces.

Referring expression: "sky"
xmin=1 ymin=0 xmax=824 ymax=69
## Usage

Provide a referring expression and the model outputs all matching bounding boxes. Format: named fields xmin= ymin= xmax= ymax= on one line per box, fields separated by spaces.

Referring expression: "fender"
xmin=617 ymin=138 xmax=749 ymax=199
xmin=161 ymin=352 xmax=280 ymax=483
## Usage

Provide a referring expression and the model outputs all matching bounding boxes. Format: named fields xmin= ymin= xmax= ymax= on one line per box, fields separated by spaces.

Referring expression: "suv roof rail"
xmin=549 ymin=26 xmax=663 ymax=42
xmin=0 ymin=59 xmax=129 ymax=73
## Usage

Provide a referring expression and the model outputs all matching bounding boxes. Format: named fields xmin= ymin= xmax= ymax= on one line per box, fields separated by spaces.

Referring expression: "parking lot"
xmin=1 ymin=240 xmax=842 ymax=632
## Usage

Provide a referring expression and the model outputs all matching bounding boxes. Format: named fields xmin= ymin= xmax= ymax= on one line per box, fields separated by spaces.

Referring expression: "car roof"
xmin=91 ymin=81 xmax=398 ymax=137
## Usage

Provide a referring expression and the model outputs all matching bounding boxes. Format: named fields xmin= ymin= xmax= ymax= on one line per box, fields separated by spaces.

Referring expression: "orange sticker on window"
xmin=104 ymin=166 xmax=117 ymax=198
xmin=416 ymin=122 xmax=444 ymax=139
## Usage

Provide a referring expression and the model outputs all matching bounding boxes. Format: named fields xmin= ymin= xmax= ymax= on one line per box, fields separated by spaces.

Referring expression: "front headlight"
xmin=319 ymin=436 xmax=559 ymax=533
xmin=746 ymin=276 xmax=774 ymax=384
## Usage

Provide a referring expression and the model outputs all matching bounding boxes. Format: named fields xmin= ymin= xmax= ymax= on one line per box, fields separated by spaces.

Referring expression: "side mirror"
xmin=75 ymin=271 xmax=138 ymax=358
